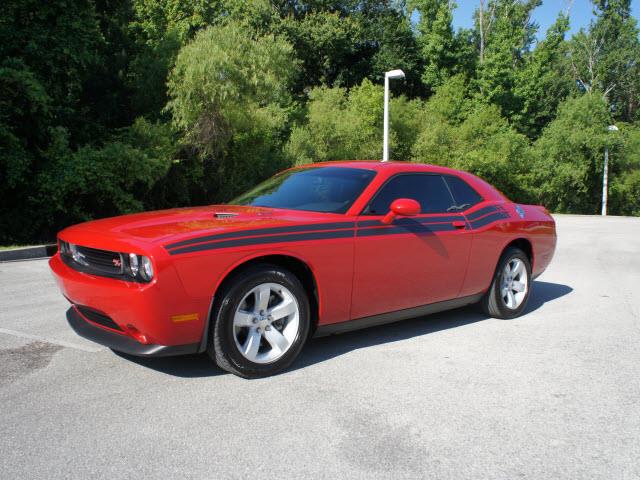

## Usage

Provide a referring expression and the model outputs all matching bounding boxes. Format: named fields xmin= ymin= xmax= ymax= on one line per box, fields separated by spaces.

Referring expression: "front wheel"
xmin=481 ymin=247 xmax=532 ymax=319
xmin=209 ymin=264 xmax=310 ymax=378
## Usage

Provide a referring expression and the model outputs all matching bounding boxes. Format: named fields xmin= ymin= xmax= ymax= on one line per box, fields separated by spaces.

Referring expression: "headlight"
xmin=128 ymin=253 xmax=139 ymax=276
xmin=140 ymin=256 xmax=154 ymax=281
xmin=69 ymin=243 xmax=88 ymax=266
xmin=59 ymin=240 xmax=70 ymax=255
xmin=125 ymin=253 xmax=154 ymax=282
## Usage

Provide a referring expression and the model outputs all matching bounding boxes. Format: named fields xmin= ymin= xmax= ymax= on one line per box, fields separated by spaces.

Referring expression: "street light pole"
xmin=602 ymin=125 xmax=619 ymax=216
xmin=382 ymin=69 xmax=405 ymax=162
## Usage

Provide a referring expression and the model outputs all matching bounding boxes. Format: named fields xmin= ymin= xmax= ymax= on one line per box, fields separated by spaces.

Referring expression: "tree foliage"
xmin=1 ymin=0 xmax=640 ymax=243
xmin=529 ymin=94 xmax=613 ymax=213
xmin=167 ymin=22 xmax=298 ymax=199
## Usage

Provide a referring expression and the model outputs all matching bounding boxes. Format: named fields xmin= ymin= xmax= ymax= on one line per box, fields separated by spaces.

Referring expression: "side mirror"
xmin=381 ymin=198 xmax=421 ymax=225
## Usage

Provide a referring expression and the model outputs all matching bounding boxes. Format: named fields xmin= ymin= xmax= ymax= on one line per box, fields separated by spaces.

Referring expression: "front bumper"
xmin=67 ymin=307 xmax=199 ymax=357
xmin=50 ymin=253 xmax=209 ymax=349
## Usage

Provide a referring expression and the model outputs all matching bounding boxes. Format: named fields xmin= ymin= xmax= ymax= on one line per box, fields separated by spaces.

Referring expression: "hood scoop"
xmin=214 ymin=211 xmax=239 ymax=219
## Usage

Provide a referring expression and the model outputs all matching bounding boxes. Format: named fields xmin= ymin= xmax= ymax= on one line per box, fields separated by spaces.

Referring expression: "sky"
xmin=450 ymin=0 xmax=640 ymax=40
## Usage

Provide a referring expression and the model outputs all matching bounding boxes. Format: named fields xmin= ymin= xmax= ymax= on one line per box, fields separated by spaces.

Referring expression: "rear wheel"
xmin=208 ymin=264 xmax=310 ymax=378
xmin=482 ymin=247 xmax=531 ymax=319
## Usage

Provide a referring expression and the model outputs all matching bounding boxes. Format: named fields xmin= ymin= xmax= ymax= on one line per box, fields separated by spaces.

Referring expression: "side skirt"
xmin=314 ymin=294 xmax=483 ymax=337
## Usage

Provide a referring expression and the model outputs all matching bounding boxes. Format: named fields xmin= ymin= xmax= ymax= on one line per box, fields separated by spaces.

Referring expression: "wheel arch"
xmin=200 ymin=253 xmax=320 ymax=352
xmin=502 ymin=237 xmax=534 ymax=268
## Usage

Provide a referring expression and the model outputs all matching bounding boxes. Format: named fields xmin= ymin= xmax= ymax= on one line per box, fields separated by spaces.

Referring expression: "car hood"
xmin=61 ymin=205 xmax=346 ymax=246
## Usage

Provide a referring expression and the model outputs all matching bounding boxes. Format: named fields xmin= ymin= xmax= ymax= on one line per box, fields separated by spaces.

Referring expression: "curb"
xmin=0 ymin=244 xmax=58 ymax=262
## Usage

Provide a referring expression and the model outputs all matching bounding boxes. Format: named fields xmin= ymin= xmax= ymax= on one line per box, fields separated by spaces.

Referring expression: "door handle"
xmin=452 ymin=220 xmax=467 ymax=229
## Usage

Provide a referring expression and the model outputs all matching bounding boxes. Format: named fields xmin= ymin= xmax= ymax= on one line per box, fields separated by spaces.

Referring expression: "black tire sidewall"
xmin=487 ymin=248 xmax=532 ymax=319
xmin=212 ymin=265 xmax=310 ymax=377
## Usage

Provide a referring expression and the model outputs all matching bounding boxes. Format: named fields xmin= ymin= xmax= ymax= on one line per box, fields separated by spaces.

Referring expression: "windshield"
xmin=231 ymin=166 xmax=377 ymax=214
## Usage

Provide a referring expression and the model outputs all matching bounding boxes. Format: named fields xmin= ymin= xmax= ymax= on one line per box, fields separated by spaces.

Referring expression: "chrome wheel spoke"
xmin=512 ymin=260 xmax=524 ymax=278
xmin=512 ymin=281 xmax=526 ymax=293
xmin=268 ymin=297 xmax=296 ymax=320
xmin=263 ymin=327 xmax=289 ymax=353
xmin=242 ymin=329 xmax=262 ymax=361
xmin=506 ymin=290 xmax=516 ymax=309
xmin=504 ymin=263 xmax=512 ymax=277
xmin=255 ymin=285 xmax=271 ymax=313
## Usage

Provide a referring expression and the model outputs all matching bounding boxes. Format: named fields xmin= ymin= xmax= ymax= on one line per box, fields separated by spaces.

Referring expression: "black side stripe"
xmin=165 ymin=221 xmax=356 ymax=250
xmin=357 ymin=223 xmax=456 ymax=237
xmin=470 ymin=211 xmax=510 ymax=229
xmin=168 ymin=229 xmax=355 ymax=255
xmin=357 ymin=215 xmax=462 ymax=228
xmin=465 ymin=205 xmax=499 ymax=221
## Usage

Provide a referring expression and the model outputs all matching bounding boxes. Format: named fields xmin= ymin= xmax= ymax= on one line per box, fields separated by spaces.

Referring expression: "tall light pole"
xmin=602 ymin=124 xmax=619 ymax=216
xmin=382 ymin=69 xmax=405 ymax=162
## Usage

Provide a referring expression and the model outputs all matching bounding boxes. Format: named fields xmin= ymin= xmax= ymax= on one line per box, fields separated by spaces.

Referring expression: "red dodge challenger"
xmin=50 ymin=161 xmax=556 ymax=378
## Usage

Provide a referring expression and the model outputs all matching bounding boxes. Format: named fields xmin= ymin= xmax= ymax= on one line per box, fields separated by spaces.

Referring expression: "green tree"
xmin=286 ymin=79 xmax=422 ymax=164
xmin=0 ymin=0 xmax=105 ymax=242
xmin=512 ymin=13 xmax=574 ymax=139
xmin=409 ymin=0 xmax=458 ymax=92
xmin=474 ymin=0 xmax=541 ymax=118
xmin=167 ymin=21 xmax=298 ymax=198
xmin=128 ymin=0 xmax=228 ymax=117
xmin=608 ymin=123 xmax=640 ymax=215
xmin=530 ymin=94 xmax=612 ymax=213
xmin=569 ymin=0 xmax=640 ymax=122
xmin=279 ymin=11 xmax=364 ymax=88
xmin=35 ymin=120 xmax=177 ymax=235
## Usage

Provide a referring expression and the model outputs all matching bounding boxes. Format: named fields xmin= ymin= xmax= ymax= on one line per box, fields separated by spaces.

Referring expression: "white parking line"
xmin=0 ymin=327 xmax=103 ymax=353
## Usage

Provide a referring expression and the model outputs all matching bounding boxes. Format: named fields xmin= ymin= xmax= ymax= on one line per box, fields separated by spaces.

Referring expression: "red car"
xmin=50 ymin=161 xmax=556 ymax=378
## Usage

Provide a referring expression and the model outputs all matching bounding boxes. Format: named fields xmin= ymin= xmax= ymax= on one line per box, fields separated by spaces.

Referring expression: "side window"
xmin=365 ymin=174 xmax=456 ymax=215
xmin=444 ymin=175 xmax=483 ymax=211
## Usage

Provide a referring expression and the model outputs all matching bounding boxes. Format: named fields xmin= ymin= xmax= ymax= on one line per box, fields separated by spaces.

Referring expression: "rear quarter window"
xmin=444 ymin=175 xmax=483 ymax=211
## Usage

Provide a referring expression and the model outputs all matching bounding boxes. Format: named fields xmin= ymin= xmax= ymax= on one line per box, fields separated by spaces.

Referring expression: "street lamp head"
xmin=385 ymin=69 xmax=405 ymax=80
xmin=607 ymin=125 xmax=619 ymax=132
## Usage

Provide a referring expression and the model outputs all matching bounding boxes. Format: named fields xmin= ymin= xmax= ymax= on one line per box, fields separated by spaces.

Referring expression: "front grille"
xmin=60 ymin=241 xmax=126 ymax=279
xmin=76 ymin=305 xmax=123 ymax=331
xmin=75 ymin=245 xmax=123 ymax=275
xmin=59 ymin=240 xmax=152 ymax=283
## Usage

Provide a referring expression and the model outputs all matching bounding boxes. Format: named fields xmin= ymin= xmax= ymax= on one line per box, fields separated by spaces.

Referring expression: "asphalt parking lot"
xmin=1 ymin=214 xmax=638 ymax=479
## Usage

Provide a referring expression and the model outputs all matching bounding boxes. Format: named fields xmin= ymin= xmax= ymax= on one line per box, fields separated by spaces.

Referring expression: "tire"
xmin=481 ymin=247 xmax=532 ymax=319
xmin=208 ymin=264 xmax=310 ymax=378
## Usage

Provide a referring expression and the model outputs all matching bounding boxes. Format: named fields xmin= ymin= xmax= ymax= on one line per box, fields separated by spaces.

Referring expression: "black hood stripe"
xmin=168 ymin=229 xmax=355 ymax=255
xmin=165 ymin=221 xmax=357 ymax=250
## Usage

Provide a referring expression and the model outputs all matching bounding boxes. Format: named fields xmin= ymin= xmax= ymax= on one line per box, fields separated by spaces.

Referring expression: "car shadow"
xmin=113 ymin=280 xmax=572 ymax=378
xmin=113 ymin=350 xmax=224 ymax=378
xmin=292 ymin=280 xmax=572 ymax=373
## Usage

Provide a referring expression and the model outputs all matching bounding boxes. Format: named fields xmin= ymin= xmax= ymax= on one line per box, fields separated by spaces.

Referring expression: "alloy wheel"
xmin=501 ymin=258 xmax=528 ymax=309
xmin=232 ymin=283 xmax=300 ymax=364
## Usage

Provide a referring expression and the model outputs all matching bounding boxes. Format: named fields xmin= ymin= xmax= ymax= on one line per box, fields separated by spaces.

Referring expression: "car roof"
xmin=294 ymin=160 xmax=507 ymax=202
xmin=295 ymin=160 xmax=467 ymax=176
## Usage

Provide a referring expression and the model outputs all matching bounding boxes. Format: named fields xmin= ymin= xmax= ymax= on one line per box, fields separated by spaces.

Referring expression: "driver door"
xmin=350 ymin=173 xmax=473 ymax=320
